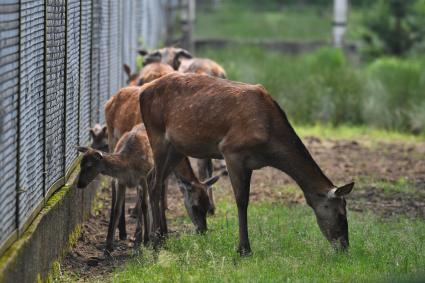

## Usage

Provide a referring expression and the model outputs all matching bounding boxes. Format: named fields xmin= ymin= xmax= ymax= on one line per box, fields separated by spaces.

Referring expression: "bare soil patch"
xmin=60 ymin=137 xmax=425 ymax=280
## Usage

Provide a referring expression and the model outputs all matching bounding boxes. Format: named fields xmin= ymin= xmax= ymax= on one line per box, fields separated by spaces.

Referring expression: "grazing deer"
xmin=89 ymin=123 xmax=109 ymax=152
xmin=139 ymin=72 xmax=355 ymax=255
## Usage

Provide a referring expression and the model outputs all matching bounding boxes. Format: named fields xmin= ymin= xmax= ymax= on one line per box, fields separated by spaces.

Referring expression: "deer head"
xmin=76 ymin=146 xmax=105 ymax=189
xmin=176 ymin=174 xmax=220 ymax=233
xmin=310 ymin=182 xmax=354 ymax=251
xmin=89 ymin=124 xmax=108 ymax=152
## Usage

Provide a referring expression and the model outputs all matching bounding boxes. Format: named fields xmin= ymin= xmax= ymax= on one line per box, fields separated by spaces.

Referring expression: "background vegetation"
xmin=196 ymin=0 xmax=425 ymax=135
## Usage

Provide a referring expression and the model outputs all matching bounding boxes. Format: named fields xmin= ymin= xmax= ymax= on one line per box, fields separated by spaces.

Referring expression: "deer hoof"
xmin=207 ymin=207 xmax=216 ymax=215
xmin=237 ymin=246 xmax=252 ymax=257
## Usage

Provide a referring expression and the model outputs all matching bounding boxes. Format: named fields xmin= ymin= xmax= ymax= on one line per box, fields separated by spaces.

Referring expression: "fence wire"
xmin=0 ymin=0 xmax=164 ymax=255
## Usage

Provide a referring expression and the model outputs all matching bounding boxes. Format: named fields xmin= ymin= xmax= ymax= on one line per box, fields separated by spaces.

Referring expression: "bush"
xmin=363 ymin=57 xmax=425 ymax=132
xmin=197 ymin=46 xmax=425 ymax=134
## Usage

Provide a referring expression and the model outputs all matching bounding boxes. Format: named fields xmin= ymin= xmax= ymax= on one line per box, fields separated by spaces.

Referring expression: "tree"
xmin=362 ymin=0 xmax=425 ymax=57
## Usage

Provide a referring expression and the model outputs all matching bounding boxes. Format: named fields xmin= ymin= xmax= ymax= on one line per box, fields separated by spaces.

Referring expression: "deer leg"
xmin=162 ymin=178 xmax=169 ymax=211
xmin=118 ymin=196 xmax=127 ymax=240
xmin=106 ymin=179 xmax=117 ymax=252
xmin=106 ymin=181 xmax=126 ymax=252
xmin=141 ymin=178 xmax=150 ymax=246
xmin=224 ymin=155 xmax=252 ymax=256
xmin=158 ymin=150 xmax=184 ymax=236
xmin=134 ymin=185 xmax=143 ymax=250
xmin=197 ymin=159 xmax=215 ymax=215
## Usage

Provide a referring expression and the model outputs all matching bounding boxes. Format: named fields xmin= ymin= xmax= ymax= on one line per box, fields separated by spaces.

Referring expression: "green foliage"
xmin=199 ymin=46 xmax=364 ymax=126
xmin=111 ymin=202 xmax=425 ymax=282
xmin=198 ymin=46 xmax=425 ymax=134
xmin=362 ymin=0 xmax=425 ymax=58
xmin=363 ymin=57 xmax=425 ymax=132
xmin=196 ymin=2 xmax=332 ymax=42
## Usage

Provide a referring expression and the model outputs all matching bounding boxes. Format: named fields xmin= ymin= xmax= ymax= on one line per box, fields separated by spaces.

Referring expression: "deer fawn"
xmin=77 ymin=124 xmax=219 ymax=252
xmin=139 ymin=72 xmax=355 ymax=256
xmin=77 ymin=124 xmax=152 ymax=251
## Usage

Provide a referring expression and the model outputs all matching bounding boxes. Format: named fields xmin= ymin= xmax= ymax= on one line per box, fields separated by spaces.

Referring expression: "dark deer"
xmin=139 ymin=72 xmax=355 ymax=255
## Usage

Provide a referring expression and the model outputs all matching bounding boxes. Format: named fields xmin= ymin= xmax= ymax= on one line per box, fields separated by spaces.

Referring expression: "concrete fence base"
xmin=0 ymin=170 xmax=105 ymax=283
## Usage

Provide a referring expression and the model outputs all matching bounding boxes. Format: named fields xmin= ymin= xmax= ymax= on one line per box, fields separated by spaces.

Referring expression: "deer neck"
xmin=100 ymin=154 xmax=133 ymax=183
xmin=272 ymin=134 xmax=334 ymax=201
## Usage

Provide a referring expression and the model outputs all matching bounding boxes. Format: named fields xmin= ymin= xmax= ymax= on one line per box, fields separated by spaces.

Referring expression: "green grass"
xmin=196 ymin=1 xmax=364 ymax=42
xmin=111 ymin=202 xmax=425 ymax=282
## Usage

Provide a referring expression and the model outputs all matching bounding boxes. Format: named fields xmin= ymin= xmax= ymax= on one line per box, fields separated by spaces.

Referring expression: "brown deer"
xmin=77 ymin=124 xmax=218 ymax=252
xmin=104 ymin=75 xmax=218 ymax=245
xmin=139 ymin=72 xmax=355 ymax=256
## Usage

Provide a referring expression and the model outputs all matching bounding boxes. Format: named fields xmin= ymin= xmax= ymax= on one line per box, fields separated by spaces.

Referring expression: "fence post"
xmin=333 ymin=0 xmax=348 ymax=48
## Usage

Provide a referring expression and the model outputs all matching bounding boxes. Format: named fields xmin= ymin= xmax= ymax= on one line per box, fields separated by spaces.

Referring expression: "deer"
xmin=139 ymin=47 xmax=228 ymax=214
xmin=103 ymin=66 xmax=218 ymax=247
xmin=76 ymin=124 xmax=152 ymax=251
xmin=77 ymin=124 xmax=219 ymax=252
xmin=139 ymin=72 xmax=355 ymax=256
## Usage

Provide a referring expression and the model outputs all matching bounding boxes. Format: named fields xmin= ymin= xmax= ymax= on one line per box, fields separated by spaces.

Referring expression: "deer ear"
xmin=76 ymin=146 xmax=89 ymax=153
xmin=329 ymin=182 xmax=354 ymax=198
xmin=172 ymin=49 xmax=193 ymax=70
xmin=203 ymin=175 xmax=220 ymax=187
xmin=123 ymin=64 xmax=131 ymax=78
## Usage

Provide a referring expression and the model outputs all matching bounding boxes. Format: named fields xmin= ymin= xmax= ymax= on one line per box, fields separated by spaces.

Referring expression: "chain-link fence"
xmin=0 ymin=0 xmax=165 ymax=256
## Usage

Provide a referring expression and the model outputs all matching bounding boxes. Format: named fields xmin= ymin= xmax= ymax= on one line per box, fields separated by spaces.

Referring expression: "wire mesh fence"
xmin=0 ymin=0 xmax=165 ymax=256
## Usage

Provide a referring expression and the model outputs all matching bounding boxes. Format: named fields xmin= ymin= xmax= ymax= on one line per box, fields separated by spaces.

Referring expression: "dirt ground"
xmin=60 ymin=136 xmax=425 ymax=280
